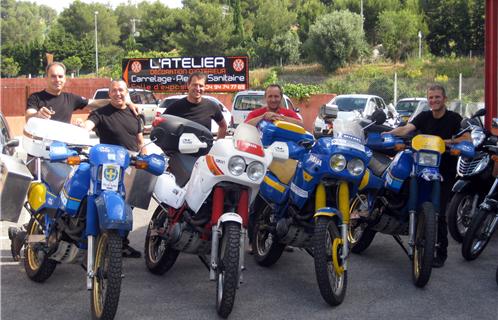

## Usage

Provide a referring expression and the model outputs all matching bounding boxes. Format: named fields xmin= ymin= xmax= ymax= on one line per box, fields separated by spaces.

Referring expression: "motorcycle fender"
xmin=216 ymin=212 xmax=243 ymax=228
xmin=95 ymin=191 xmax=133 ymax=231
xmin=451 ymin=179 xmax=471 ymax=193
xmin=314 ymin=207 xmax=342 ymax=223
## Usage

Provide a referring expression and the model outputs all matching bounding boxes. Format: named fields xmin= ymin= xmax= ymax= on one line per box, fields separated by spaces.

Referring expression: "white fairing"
xmin=178 ymin=133 xmax=208 ymax=154
xmin=153 ymin=172 xmax=187 ymax=209
xmin=23 ymin=118 xmax=92 ymax=158
xmin=185 ymin=123 xmax=272 ymax=213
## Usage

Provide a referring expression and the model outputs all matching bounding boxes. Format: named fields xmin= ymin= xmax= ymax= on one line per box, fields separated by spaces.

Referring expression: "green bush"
xmin=282 ymin=83 xmax=322 ymax=99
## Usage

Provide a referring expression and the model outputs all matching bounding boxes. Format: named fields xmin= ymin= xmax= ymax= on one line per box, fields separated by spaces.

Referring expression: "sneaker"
xmin=8 ymin=227 xmax=26 ymax=261
xmin=122 ymin=243 xmax=141 ymax=258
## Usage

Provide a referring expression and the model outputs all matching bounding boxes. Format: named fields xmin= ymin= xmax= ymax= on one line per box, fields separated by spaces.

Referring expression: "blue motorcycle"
xmin=252 ymin=114 xmax=382 ymax=306
xmin=349 ymin=129 xmax=474 ymax=287
xmin=23 ymin=135 xmax=165 ymax=320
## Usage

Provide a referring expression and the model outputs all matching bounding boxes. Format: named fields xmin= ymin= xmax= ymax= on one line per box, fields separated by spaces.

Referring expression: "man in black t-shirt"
xmin=387 ymin=84 xmax=470 ymax=268
xmin=164 ymin=72 xmax=227 ymax=138
xmin=25 ymin=62 xmax=112 ymax=124
xmin=82 ymin=80 xmax=145 ymax=258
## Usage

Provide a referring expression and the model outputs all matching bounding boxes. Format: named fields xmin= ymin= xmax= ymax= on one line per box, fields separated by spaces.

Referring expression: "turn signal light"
xmin=134 ymin=160 xmax=148 ymax=170
xmin=394 ymin=143 xmax=405 ymax=151
xmin=491 ymin=155 xmax=498 ymax=163
xmin=67 ymin=156 xmax=81 ymax=165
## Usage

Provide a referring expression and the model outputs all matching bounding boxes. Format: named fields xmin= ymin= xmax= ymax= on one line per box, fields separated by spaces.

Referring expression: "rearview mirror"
xmin=371 ymin=109 xmax=387 ymax=125
xmin=473 ymin=108 xmax=486 ymax=117
xmin=320 ymin=104 xmax=338 ymax=119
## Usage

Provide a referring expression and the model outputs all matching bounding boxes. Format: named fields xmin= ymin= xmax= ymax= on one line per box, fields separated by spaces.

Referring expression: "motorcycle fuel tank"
xmin=384 ymin=150 xmax=412 ymax=192
xmin=60 ymin=163 xmax=91 ymax=216
xmin=154 ymin=172 xmax=186 ymax=209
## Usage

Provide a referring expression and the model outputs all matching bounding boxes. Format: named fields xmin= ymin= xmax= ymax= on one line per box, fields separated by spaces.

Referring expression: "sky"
xmin=32 ymin=0 xmax=182 ymax=13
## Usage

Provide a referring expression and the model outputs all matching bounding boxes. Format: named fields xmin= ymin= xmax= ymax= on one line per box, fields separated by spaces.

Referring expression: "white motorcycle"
xmin=143 ymin=115 xmax=285 ymax=318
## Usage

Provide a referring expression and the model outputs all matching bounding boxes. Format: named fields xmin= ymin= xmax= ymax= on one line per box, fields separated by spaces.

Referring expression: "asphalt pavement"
xmin=1 ymin=199 xmax=497 ymax=320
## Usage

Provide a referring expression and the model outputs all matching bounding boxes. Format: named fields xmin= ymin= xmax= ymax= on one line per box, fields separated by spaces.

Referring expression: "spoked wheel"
xmin=144 ymin=204 xmax=180 ymax=275
xmin=349 ymin=194 xmax=376 ymax=254
xmin=447 ymin=192 xmax=480 ymax=243
xmin=462 ymin=209 xmax=496 ymax=261
xmin=24 ymin=216 xmax=57 ymax=282
xmin=313 ymin=217 xmax=347 ymax=306
xmin=216 ymin=222 xmax=241 ymax=318
xmin=252 ymin=198 xmax=285 ymax=267
xmin=91 ymin=231 xmax=123 ymax=320
xmin=412 ymin=202 xmax=436 ymax=288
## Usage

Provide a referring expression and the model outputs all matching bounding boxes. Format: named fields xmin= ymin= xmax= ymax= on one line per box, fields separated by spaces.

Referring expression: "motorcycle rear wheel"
xmin=313 ymin=217 xmax=347 ymax=306
xmin=91 ymin=231 xmax=122 ymax=320
xmin=24 ymin=216 xmax=57 ymax=282
xmin=447 ymin=192 xmax=479 ymax=243
xmin=216 ymin=222 xmax=241 ymax=318
xmin=252 ymin=198 xmax=285 ymax=267
xmin=461 ymin=209 xmax=495 ymax=261
xmin=144 ymin=205 xmax=180 ymax=275
xmin=412 ymin=202 xmax=436 ymax=288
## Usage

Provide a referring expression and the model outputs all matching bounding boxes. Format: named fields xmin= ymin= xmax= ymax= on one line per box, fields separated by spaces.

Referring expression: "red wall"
xmin=1 ymin=78 xmax=334 ymax=135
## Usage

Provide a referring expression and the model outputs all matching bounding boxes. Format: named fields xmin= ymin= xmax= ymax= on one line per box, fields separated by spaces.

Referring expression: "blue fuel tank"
xmin=60 ymin=163 xmax=91 ymax=215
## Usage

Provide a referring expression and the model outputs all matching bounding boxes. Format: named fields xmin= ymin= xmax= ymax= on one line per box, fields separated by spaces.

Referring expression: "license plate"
xmin=101 ymin=164 xmax=120 ymax=191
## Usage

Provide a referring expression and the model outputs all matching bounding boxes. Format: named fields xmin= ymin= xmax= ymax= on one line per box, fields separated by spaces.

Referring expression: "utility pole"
xmin=95 ymin=11 xmax=99 ymax=77
xmin=418 ymin=30 xmax=422 ymax=59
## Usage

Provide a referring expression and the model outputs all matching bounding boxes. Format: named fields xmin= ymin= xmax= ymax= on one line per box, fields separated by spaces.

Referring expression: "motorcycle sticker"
xmin=101 ymin=164 xmax=120 ymax=191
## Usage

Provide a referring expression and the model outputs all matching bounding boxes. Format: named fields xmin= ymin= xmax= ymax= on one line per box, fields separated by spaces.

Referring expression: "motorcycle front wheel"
xmin=313 ymin=217 xmax=347 ymax=306
xmin=447 ymin=192 xmax=479 ymax=243
xmin=144 ymin=204 xmax=180 ymax=275
xmin=91 ymin=231 xmax=122 ymax=320
xmin=24 ymin=216 xmax=57 ymax=282
xmin=216 ymin=222 xmax=241 ymax=318
xmin=462 ymin=209 xmax=496 ymax=261
xmin=412 ymin=202 xmax=436 ymax=288
xmin=349 ymin=194 xmax=376 ymax=254
xmin=252 ymin=196 xmax=285 ymax=267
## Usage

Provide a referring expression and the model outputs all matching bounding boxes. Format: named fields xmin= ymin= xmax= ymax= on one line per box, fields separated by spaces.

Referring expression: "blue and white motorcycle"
xmin=252 ymin=112 xmax=383 ymax=306
xmin=349 ymin=125 xmax=474 ymax=287
xmin=22 ymin=118 xmax=165 ymax=320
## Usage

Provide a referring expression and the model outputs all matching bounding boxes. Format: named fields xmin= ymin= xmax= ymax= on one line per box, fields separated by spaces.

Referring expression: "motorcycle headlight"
xmin=347 ymin=158 xmax=364 ymax=176
xmin=417 ymin=152 xmax=439 ymax=167
xmin=471 ymin=129 xmax=485 ymax=147
xmin=330 ymin=154 xmax=346 ymax=172
xmin=228 ymin=156 xmax=246 ymax=176
xmin=247 ymin=161 xmax=265 ymax=181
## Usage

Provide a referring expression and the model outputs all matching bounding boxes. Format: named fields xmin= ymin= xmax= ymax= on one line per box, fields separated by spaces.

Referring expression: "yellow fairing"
xmin=412 ymin=135 xmax=445 ymax=154
xmin=269 ymin=159 xmax=298 ymax=185
xmin=338 ymin=181 xmax=350 ymax=223
xmin=273 ymin=120 xmax=307 ymax=134
xmin=359 ymin=169 xmax=370 ymax=190
xmin=315 ymin=183 xmax=326 ymax=210
xmin=28 ymin=182 xmax=47 ymax=211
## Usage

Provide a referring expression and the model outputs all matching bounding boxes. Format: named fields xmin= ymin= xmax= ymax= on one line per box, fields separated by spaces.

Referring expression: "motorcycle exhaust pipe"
xmin=86 ymin=235 xmax=95 ymax=290
xmin=209 ymin=225 xmax=220 ymax=281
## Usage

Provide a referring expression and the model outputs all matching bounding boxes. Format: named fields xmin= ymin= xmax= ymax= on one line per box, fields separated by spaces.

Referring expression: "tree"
xmin=377 ymin=10 xmax=428 ymax=61
xmin=269 ymin=30 xmax=301 ymax=65
xmin=63 ymin=56 xmax=83 ymax=76
xmin=252 ymin=0 xmax=296 ymax=41
xmin=1 ymin=57 xmax=20 ymax=77
xmin=306 ymin=10 xmax=367 ymax=72
xmin=174 ymin=1 xmax=234 ymax=56
xmin=293 ymin=0 xmax=327 ymax=45
xmin=135 ymin=2 xmax=185 ymax=52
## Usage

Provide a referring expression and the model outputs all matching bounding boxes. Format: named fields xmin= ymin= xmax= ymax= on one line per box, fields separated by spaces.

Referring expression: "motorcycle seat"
xmin=369 ymin=152 xmax=392 ymax=177
xmin=169 ymin=153 xmax=198 ymax=187
xmin=269 ymin=159 xmax=298 ymax=184
xmin=41 ymin=162 xmax=72 ymax=194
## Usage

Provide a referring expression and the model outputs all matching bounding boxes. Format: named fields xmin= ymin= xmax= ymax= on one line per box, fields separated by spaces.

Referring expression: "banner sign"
xmin=122 ymin=56 xmax=248 ymax=92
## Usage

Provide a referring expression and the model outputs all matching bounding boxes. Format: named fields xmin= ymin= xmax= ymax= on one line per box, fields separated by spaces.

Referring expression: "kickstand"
xmin=198 ymin=255 xmax=210 ymax=271
xmin=392 ymin=235 xmax=410 ymax=258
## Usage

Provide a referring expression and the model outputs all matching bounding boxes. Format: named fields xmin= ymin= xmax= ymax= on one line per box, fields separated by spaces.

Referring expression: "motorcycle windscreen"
xmin=233 ymin=123 xmax=265 ymax=157
xmin=332 ymin=118 xmax=365 ymax=144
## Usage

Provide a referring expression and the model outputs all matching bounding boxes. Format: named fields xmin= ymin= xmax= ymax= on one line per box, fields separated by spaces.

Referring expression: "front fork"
xmin=316 ymin=182 xmax=350 ymax=269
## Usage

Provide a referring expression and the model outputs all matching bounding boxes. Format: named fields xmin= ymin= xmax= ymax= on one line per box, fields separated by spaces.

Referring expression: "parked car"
xmin=231 ymin=90 xmax=299 ymax=127
xmin=0 ymin=111 xmax=18 ymax=155
xmin=156 ymin=95 xmax=232 ymax=136
xmin=313 ymin=94 xmax=393 ymax=135
xmin=93 ymin=88 xmax=159 ymax=133
xmin=395 ymin=97 xmax=428 ymax=124
xmin=407 ymin=100 xmax=430 ymax=123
